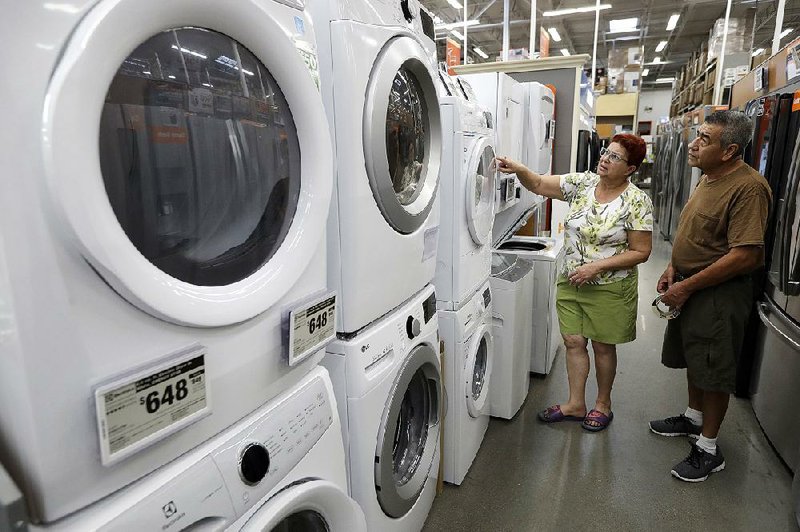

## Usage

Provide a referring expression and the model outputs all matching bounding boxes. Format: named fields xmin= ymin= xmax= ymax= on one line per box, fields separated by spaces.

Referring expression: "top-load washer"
xmin=1 ymin=0 xmax=334 ymax=523
xmin=311 ymin=0 xmax=443 ymax=334
xmin=435 ymin=71 xmax=496 ymax=310
xmin=458 ymin=72 xmax=524 ymax=216
xmin=26 ymin=367 xmax=366 ymax=531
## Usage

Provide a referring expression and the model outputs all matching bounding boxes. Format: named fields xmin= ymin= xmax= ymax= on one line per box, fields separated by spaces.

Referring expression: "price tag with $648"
xmin=288 ymin=292 xmax=336 ymax=367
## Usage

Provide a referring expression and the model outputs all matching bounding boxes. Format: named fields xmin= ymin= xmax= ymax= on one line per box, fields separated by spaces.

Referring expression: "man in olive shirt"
xmin=648 ymin=111 xmax=772 ymax=482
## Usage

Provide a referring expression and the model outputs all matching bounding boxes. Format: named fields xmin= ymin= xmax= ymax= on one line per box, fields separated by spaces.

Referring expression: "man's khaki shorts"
xmin=661 ymin=274 xmax=753 ymax=393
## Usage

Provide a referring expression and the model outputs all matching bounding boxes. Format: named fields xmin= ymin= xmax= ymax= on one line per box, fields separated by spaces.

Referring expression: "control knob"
xmin=406 ymin=316 xmax=421 ymax=339
xmin=239 ymin=442 xmax=270 ymax=486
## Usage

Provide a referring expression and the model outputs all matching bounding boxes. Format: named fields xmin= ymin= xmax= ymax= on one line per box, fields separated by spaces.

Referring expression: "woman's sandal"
xmin=582 ymin=409 xmax=614 ymax=432
xmin=538 ymin=404 xmax=586 ymax=423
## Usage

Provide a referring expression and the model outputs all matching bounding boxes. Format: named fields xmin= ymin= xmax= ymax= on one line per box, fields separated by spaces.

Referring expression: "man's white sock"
xmin=696 ymin=434 xmax=717 ymax=455
xmin=684 ymin=407 xmax=703 ymax=426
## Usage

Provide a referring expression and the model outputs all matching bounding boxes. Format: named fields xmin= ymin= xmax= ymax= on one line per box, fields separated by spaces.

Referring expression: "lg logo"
xmin=162 ymin=501 xmax=178 ymax=519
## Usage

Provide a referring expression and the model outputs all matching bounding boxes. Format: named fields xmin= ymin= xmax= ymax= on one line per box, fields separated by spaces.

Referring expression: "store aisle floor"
xmin=424 ymin=233 xmax=798 ymax=531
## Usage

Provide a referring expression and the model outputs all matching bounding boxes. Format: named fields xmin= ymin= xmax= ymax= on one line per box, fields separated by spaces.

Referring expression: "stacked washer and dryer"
xmin=1 ymin=0 xmax=366 ymax=529
xmin=311 ymin=0 xmax=444 ymax=530
xmin=434 ymin=71 xmax=496 ymax=485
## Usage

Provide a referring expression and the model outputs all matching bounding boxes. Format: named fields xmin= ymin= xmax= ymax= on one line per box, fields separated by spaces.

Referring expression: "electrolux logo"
xmin=162 ymin=501 xmax=177 ymax=518
xmin=361 ymin=343 xmax=370 ymax=353
xmin=161 ymin=500 xmax=186 ymax=530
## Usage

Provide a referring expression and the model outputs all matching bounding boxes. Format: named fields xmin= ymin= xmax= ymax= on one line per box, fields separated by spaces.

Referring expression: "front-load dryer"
xmin=458 ymin=72 xmax=524 ymax=216
xmin=311 ymin=0 xmax=443 ymax=334
xmin=27 ymin=367 xmax=366 ymax=532
xmin=435 ymin=71 xmax=496 ymax=311
xmin=439 ymin=280 xmax=493 ymax=485
xmin=321 ymin=285 xmax=441 ymax=532
xmin=1 ymin=0 xmax=334 ymax=523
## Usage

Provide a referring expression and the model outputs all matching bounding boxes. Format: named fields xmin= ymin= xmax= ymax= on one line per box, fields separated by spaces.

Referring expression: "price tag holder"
xmin=754 ymin=66 xmax=765 ymax=92
xmin=285 ymin=291 xmax=337 ymax=367
xmin=94 ymin=345 xmax=211 ymax=466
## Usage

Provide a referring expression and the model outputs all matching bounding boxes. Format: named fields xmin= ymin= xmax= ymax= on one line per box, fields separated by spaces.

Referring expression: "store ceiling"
xmin=421 ymin=0 xmax=800 ymax=88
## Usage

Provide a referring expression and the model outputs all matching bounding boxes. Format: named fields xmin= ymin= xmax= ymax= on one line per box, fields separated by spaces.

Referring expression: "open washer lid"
xmin=240 ymin=479 xmax=367 ymax=531
xmin=364 ymin=35 xmax=441 ymax=235
xmin=465 ymin=137 xmax=496 ymax=245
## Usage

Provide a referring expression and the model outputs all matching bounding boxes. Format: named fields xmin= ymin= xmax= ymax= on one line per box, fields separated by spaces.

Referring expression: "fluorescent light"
xmin=543 ymin=4 xmax=611 ymax=16
xmin=653 ymin=56 xmax=661 ymax=63
xmin=609 ymin=18 xmax=638 ymax=33
xmin=548 ymin=27 xmax=562 ymax=42
xmin=202 ymin=83 xmax=213 ymax=88
xmin=560 ymin=49 xmax=571 ymax=56
xmin=433 ymin=15 xmax=444 ymax=24
xmin=171 ymin=45 xmax=207 ymax=60
xmin=142 ymin=70 xmax=151 ymax=75
xmin=666 ymin=14 xmax=679 ymax=31
xmin=655 ymin=40 xmax=667 ymax=52
xmin=450 ymin=30 xmax=464 ymax=41
xmin=780 ymin=28 xmax=794 ymax=39
xmin=655 ymin=77 xmax=675 ymax=83
xmin=473 ymin=46 xmax=489 ymax=59
xmin=168 ymin=75 xmax=176 ymax=79
xmin=436 ymin=19 xmax=480 ymax=30
xmin=752 ymin=48 xmax=765 ymax=57
xmin=446 ymin=0 xmax=463 ymax=9
xmin=642 ymin=68 xmax=650 ymax=76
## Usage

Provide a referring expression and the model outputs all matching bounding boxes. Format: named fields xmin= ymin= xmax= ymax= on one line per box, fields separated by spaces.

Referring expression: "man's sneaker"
xmin=649 ymin=414 xmax=702 ymax=437
xmin=671 ymin=443 xmax=725 ymax=482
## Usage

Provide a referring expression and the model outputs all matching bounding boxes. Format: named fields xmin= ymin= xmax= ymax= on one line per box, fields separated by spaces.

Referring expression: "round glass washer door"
xmin=364 ymin=36 xmax=441 ymax=235
xmin=42 ymin=0 xmax=332 ymax=327
xmin=240 ymin=479 xmax=367 ymax=532
xmin=465 ymin=138 xmax=496 ymax=245
xmin=465 ymin=326 xmax=493 ymax=418
xmin=374 ymin=344 xmax=441 ymax=518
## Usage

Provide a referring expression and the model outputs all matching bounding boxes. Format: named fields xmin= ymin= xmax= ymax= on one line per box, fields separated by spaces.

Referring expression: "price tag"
xmin=288 ymin=293 xmax=336 ymax=366
xmin=754 ymin=66 xmax=765 ymax=92
xmin=94 ymin=347 xmax=211 ymax=465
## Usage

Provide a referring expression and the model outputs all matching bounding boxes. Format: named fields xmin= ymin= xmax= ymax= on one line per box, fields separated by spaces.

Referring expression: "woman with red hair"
xmin=496 ymin=133 xmax=652 ymax=432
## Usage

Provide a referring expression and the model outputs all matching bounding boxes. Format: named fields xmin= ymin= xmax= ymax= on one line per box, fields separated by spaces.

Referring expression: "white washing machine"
xmin=439 ymin=280 xmax=493 ymax=485
xmin=495 ymin=236 xmax=565 ymax=375
xmin=489 ymin=253 xmax=534 ymax=419
xmin=25 ymin=367 xmax=366 ymax=531
xmin=458 ymin=72 xmax=525 ymax=215
xmin=311 ymin=0 xmax=443 ymax=334
xmin=434 ymin=71 xmax=496 ymax=311
xmin=321 ymin=285 xmax=441 ymax=532
xmin=1 ymin=0 xmax=334 ymax=524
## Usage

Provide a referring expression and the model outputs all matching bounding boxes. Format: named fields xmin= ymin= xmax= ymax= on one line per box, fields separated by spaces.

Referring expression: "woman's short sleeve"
xmin=624 ymin=188 xmax=654 ymax=231
xmin=560 ymin=172 xmax=593 ymax=204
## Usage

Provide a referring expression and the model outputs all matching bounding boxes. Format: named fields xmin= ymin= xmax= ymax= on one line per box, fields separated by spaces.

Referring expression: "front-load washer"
xmin=524 ymin=82 xmax=555 ymax=178
xmin=495 ymin=236 xmax=566 ymax=375
xmin=458 ymin=72 xmax=524 ymax=216
xmin=438 ymin=280 xmax=493 ymax=485
xmin=25 ymin=367 xmax=366 ymax=532
xmin=1 ymin=0 xmax=334 ymax=523
xmin=321 ymin=285 xmax=441 ymax=532
xmin=435 ymin=71 xmax=496 ymax=311
xmin=489 ymin=253 xmax=534 ymax=419
xmin=310 ymin=0 xmax=443 ymax=334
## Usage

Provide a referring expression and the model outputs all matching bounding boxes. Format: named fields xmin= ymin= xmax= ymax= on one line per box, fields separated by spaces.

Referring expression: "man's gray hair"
xmin=705 ymin=110 xmax=752 ymax=157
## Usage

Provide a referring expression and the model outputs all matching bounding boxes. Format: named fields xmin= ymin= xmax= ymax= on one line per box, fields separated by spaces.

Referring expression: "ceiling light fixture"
xmin=473 ymin=47 xmax=489 ymax=59
xmin=666 ymin=14 xmax=679 ymax=31
xmin=548 ymin=27 xmax=562 ymax=42
xmin=653 ymin=56 xmax=661 ymax=63
xmin=655 ymin=40 xmax=667 ymax=52
xmin=446 ymin=0 xmax=463 ymax=9
xmin=543 ymin=4 xmax=611 ymax=17
xmin=560 ymin=49 xmax=571 ymax=56
xmin=780 ymin=28 xmax=794 ymax=39
xmin=656 ymin=77 xmax=675 ymax=83
xmin=450 ymin=29 xmax=465 ymax=41
xmin=752 ymin=48 xmax=765 ymax=57
xmin=642 ymin=68 xmax=650 ymax=76
xmin=609 ymin=17 xmax=638 ymax=33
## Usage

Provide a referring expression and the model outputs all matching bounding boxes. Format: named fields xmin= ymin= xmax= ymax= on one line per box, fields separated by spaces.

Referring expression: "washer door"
xmin=374 ymin=344 xmax=441 ymax=518
xmin=43 ymin=0 xmax=332 ymax=327
xmin=465 ymin=324 xmax=493 ymax=418
xmin=364 ymin=36 xmax=441 ymax=234
xmin=240 ymin=479 xmax=367 ymax=532
xmin=465 ymin=138 xmax=496 ymax=245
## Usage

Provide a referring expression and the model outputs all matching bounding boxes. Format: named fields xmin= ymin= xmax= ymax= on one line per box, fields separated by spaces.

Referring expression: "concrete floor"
xmin=424 ymin=233 xmax=798 ymax=531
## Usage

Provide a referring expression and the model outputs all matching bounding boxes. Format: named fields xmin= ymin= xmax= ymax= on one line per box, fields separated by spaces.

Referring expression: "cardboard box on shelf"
xmin=608 ymin=49 xmax=627 ymax=69
xmin=627 ymin=46 xmax=642 ymax=66
xmin=607 ymin=68 xmax=624 ymax=93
